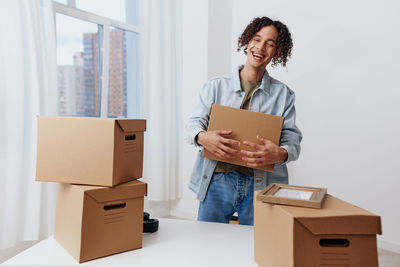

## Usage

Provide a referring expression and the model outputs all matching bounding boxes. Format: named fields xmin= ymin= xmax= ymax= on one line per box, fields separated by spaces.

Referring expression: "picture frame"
xmin=257 ymin=183 xmax=327 ymax=209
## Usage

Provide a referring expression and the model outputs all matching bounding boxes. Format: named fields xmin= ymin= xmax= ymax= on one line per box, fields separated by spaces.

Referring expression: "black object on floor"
xmin=143 ymin=212 xmax=150 ymax=222
xmin=143 ymin=212 xmax=159 ymax=233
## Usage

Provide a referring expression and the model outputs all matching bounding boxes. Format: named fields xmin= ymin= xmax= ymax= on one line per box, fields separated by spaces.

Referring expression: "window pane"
xmin=76 ymin=0 xmax=137 ymax=24
xmin=56 ymin=13 xmax=102 ymax=116
xmin=108 ymin=27 xmax=139 ymax=118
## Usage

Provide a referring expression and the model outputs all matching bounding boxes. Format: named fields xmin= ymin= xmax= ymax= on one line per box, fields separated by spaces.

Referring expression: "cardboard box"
xmin=203 ymin=104 xmax=284 ymax=172
xmin=254 ymin=193 xmax=382 ymax=267
xmin=54 ymin=180 xmax=147 ymax=263
xmin=36 ymin=116 xmax=146 ymax=186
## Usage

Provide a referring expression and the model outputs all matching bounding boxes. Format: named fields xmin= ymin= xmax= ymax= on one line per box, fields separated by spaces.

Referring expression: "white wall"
xmin=231 ymin=0 xmax=400 ymax=252
xmin=207 ymin=0 xmax=232 ymax=78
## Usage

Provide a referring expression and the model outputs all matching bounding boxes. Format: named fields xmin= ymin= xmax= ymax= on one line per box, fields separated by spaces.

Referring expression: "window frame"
xmin=53 ymin=1 xmax=139 ymax=118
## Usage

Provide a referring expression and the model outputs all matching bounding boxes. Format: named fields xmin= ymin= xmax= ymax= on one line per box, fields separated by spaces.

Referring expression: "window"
xmin=76 ymin=0 xmax=127 ymax=23
xmin=53 ymin=0 xmax=139 ymax=118
xmin=107 ymin=27 xmax=139 ymax=117
xmin=56 ymin=13 xmax=101 ymax=116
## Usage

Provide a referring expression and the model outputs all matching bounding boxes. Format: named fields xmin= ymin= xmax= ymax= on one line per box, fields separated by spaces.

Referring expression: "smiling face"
xmin=245 ymin=25 xmax=279 ymax=70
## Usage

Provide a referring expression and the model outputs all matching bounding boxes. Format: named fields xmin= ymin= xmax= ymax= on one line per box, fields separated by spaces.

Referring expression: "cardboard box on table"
xmin=254 ymin=193 xmax=382 ymax=267
xmin=54 ymin=179 xmax=147 ymax=263
xmin=36 ymin=116 xmax=146 ymax=186
xmin=202 ymin=104 xmax=284 ymax=172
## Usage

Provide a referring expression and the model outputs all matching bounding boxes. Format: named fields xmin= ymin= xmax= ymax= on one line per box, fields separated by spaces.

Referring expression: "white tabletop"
xmin=2 ymin=218 xmax=257 ymax=267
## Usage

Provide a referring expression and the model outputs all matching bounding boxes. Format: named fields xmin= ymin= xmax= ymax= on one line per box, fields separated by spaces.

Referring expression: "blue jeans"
xmin=197 ymin=171 xmax=254 ymax=225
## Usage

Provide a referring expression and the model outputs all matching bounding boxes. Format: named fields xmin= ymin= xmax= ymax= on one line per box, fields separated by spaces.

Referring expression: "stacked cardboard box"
xmin=35 ymin=116 xmax=147 ymax=263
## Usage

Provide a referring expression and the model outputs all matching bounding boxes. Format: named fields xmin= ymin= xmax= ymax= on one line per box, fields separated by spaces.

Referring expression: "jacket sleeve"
xmin=184 ymin=81 xmax=215 ymax=147
xmin=278 ymin=89 xmax=303 ymax=164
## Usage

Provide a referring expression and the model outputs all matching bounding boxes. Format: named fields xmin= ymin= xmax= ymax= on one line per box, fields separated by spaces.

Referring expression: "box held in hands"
xmin=203 ymin=104 xmax=284 ymax=172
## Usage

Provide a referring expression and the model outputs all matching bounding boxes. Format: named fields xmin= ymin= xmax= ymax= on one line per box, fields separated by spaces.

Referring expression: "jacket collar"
xmin=231 ymin=65 xmax=271 ymax=95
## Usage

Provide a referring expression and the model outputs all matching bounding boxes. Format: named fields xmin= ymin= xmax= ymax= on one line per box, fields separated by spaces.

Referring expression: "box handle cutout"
xmin=104 ymin=203 xmax=126 ymax=210
xmin=125 ymin=134 xmax=136 ymax=141
xmin=319 ymin=238 xmax=349 ymax=247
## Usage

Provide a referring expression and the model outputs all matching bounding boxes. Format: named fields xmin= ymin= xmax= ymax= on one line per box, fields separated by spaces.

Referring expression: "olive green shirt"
xmin=214 ymin=79 xmax=261 ymax=176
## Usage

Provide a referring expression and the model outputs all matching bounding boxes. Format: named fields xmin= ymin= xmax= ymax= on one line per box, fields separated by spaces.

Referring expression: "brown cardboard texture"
xmin=203 ymin=104 xmax=284 ymax=172
xmin=54 ymin=180 xmax=147 ymax=263
xmin=36 ymin=116 xmax=146 ymax=186
xmin=254 ymin=193 xmax=382 ymax=267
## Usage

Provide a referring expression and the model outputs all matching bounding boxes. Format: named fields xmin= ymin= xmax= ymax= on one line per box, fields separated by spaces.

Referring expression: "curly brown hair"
xmin=237 ymin=17 xmax=293 ymax=67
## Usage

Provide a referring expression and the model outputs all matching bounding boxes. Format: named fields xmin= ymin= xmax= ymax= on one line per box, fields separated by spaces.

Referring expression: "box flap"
xmin=83 ymin=180 xmax=147 ymax=203
xmin=296 ymin=215 xmax=381 ymax=235
xmin=275 ymin=194 xmax=382 ymax=235
xmin=116 ymin=119 xmax=146 ymax=132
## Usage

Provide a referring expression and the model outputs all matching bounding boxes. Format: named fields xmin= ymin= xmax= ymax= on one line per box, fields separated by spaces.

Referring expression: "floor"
xmin=378 ymin=249 xmax=400 ymax=267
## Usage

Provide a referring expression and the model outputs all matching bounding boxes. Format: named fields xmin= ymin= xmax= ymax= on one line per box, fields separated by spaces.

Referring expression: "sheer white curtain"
xmin=0 ymin=0 xmax=57 ymax=249
xmin=139 ymin=0 xmax=183 ymax=202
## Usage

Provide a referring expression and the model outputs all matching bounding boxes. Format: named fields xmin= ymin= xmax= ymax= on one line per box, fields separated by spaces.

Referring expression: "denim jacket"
xmin=185 ymin=66 xmax=302 ymax=201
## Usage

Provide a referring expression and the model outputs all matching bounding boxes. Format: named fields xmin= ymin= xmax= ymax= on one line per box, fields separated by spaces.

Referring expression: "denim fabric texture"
xmin=198 ymin=171 xmax=254 ymax=225
xmin=185 ymin=65 xmax=303 ymax=201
